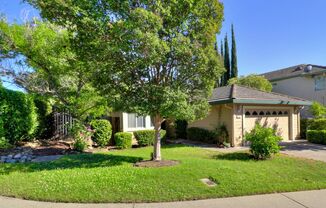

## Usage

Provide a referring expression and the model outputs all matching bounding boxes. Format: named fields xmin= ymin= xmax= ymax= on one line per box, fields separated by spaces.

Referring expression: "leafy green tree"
xmin=310 ymin=101 xmax=326 ymax=118
xmin=228 ymin=74 xmax=273 ymax=92
xmin=27 ymin=0 xmax=225 ymax=160
xmin=0 ymin=20 xmax=110 ymax=120
xmin=223 ymin=34 xmax=230 ymax=85
xmin=230 ymin=24 xmax=238 ymax=78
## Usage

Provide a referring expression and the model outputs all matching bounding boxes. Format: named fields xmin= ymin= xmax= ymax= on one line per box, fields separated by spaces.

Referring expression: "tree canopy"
xmin=27 ymin=0 xmax=225 ymax=160
xmin=310 ymin=101 xmax=326 ymax=118
xmin=0 ymin=20 xmax=110 ymax=120
xmin=228 ymin=74 xmax=273 ymax=92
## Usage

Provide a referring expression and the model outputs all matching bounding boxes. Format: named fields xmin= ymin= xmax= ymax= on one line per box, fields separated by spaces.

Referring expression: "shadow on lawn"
xmin=0 ymin=154 xmax=143 ymax=175
xmin=213 ymin=152 xmax=253 ymax=161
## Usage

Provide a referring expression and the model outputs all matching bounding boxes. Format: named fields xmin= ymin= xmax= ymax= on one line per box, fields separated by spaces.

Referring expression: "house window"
xmin=315 ymin=76 xmax=326 ymax=91
xmin=128 ymin=113 xmax=146 ymax=128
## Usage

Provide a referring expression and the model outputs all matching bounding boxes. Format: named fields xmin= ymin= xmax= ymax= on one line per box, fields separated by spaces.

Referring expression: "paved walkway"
xmin=0 ymin=189 xmax=325 ymax=208
xmin=171 ymin=139 xmax=326 ymax=162
xmin=280 ymin=141 xmax=326 ymax=162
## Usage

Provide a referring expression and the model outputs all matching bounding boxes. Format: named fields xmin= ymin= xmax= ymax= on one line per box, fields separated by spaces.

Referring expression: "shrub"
xmin=310 ymin=101 xmax=326 ymax=118
xmin=73 ymin=137 xmax=88 ymax=152
xmin=0 ymin=87 xmax=38 ymax=144
xmin=134 ymin=130 xmax=166 ymax=146
xmin=175 ymin=120 xmax=188 ymax=139
xmin=70 ymin=122 xmax=94 ymax=152
xmin=300 ymin=118 xmax=309 ymax=139
xmin=308 ymin=118 xmax=326 ymax=130
xmin=33 ymin=96 xmax=54 ymax=139
xmin=187 ymin=127 xmax=216 ymax=143
xmin=245 ymin=124 xmax=282 ymax=160
xmin=90 ymin=119 xmax=112 ymax=147
xmin=114 ymin=132 xmax=132 ymax=149
xmin=0 ymin=137 xmax=12 ymax=150
xmin=307 ymin=130 xmax=326 ymax=145
xmin=214 ymin=124 xmax=229 ymax=144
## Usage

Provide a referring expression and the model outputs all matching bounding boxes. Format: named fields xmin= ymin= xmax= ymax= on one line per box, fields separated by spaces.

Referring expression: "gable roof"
xmin=261 ymin=64 xmax=326 ymax=81
xmin=209 ymin=84 xmax=312 ymax=106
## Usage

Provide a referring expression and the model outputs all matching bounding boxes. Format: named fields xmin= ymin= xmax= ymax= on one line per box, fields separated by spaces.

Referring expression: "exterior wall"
xmin=182 ymin=104 xmax=301 ymax=147
xmin=232 ymin=104 xmax=243 ymax=146
xmin=188 ymin=104 xmax=233 ymax=143
xmin=271 ymin=76 xmax=326 ymax=117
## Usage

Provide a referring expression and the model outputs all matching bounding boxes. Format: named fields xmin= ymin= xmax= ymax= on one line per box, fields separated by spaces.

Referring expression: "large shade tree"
xmin=27 ymin=0 xmax=224 ymax=161
xmin=0 ymin=20 xmax=109 ymax=120
xmin=228 ymin=74 xmax=273 ymax=92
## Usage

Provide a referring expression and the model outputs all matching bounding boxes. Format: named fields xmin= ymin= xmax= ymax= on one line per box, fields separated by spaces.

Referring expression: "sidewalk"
xmin=0 ymin=189 xmax=325 ymax=208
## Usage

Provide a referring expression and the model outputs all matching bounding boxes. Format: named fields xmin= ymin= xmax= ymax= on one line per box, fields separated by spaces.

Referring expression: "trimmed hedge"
xmin=187 ymin=127 xmax=216 ymax=144
xmin=134 ymin=130 xmax=166 ymax=147
xmin=308 ymin=118 xmax=326 ymax=131
xmin=300 ymin=118 xmax=309 ymax=139
xmin=176 ymin=120 xmax=188 ymax=139
xmin=114 ymin=132 xmax=132 ymax=149
xmin=33 ymin=96 xmax=54 ymax=139
xmin=90 ymin=119 xmax=112 ymax=147
xmin=307 ymin=130 xmax=326 ymax=145
xmin=0 ymin=87 xmax=38 ymax=144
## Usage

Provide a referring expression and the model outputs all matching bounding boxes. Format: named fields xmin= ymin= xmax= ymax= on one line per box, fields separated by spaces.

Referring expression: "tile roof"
xmin=261 ymin=64 xmax=326 ymax=81
xmin=209 ymin=84 xmax=312 ymax=105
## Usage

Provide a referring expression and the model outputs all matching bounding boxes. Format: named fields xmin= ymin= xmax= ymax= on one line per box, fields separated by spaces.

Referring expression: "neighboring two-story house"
xmin=262 ymin=64 xmax=326 ymax=117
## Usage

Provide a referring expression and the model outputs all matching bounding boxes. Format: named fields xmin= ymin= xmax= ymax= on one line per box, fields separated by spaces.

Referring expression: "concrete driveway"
xmin=280 ymin=141 xmax=326 ymax=162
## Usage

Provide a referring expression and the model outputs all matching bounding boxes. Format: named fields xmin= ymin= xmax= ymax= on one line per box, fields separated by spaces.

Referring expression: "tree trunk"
xmin=153 ymin=114 xmax=163 ymax=161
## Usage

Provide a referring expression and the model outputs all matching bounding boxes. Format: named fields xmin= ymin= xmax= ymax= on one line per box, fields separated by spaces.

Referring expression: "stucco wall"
xmin=271 ymin=76 xmax=326 ymax=117
xmin=232 ymin=104 xmax=243 ymax=146
xmin=189 ymin=104 xmax=301 ymax=146
xmin=188 ymin=104 xmax=233 ymax=143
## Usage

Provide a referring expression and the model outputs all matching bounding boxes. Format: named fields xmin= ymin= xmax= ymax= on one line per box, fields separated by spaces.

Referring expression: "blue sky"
xmin=1 ymin=0 xmax=326 ymax=78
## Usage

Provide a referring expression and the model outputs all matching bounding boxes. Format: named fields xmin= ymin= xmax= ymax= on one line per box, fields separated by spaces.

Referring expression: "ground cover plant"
xmin=0 ymin=145 xmax=325 ymax=203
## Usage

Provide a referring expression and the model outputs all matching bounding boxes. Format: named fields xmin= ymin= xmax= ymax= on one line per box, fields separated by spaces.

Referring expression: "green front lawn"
xmin=0 ymin=145 xmax=325 ymax=203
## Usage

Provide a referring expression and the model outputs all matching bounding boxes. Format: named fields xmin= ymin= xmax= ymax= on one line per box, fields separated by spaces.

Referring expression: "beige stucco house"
xmin=108 ymin=112 xmax=154 ymax=136
xmin=262 ymin=64 xmax=326 ymax=117
xmin=189 ymin=85 xmax=311 ymax=146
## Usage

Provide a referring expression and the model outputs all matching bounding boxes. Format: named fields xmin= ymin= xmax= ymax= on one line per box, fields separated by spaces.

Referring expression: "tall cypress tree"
xmin=231 ymin=24 xmax=238 ymax=78
xmin=214 ymin=41 xmax=220 ymax=87
xmin=223 ymin=34 xmax=231 ymax=85
xmin=220 ymin=40 xmax=224 ymax=58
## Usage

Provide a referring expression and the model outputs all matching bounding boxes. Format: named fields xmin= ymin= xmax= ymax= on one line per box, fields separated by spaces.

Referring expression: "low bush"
xmin=300 ymin=118 xmax=309 ymax=139
xmin=73 ymin=137 xmax=88 ymax=152
xmin=175 ymin=120 xmax=188 ymax=139
xmin=114 ymin=132 xmax=132 ymax=149
xmin=90 ymin=119 xmax=112 ymax=147
xmin=245 ymin=124 xmax=282 ymax=160
xmin=214 ymin=124 xmax=229 ymax=144
xmin=307 ymin=130 xmax=326 ymax=145
xmin=0 ymin=87 xmax=38 ymax=144
xmin=134 ymin=130 xmax=166 ymax=146
xmin=70 ymin=122 xmax=94 ymax=152
xmin=308 ymin=118 xmax=326 ymax=130
xmin=0 ymin=137 xmax=12 ymax=149
xmin=187 ymin=127 xmax=216 ymax=143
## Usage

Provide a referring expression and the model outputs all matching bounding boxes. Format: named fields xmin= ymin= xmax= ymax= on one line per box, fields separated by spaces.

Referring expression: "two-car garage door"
xmin=244 ymin=109 xmax=290 ymax=141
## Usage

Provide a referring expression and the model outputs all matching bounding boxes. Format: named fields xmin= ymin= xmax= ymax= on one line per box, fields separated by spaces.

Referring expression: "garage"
xmin=244 ymin=109 xmax=290 ymax=141
xmin=189 ymin=84 xmax=312 ymax=146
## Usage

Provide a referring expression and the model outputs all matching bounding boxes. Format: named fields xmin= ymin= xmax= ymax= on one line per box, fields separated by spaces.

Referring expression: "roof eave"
xmin=209 ymin=98 xmax=312 ymax=106
xmin=266 ymin=69 xmax=326 ymax=82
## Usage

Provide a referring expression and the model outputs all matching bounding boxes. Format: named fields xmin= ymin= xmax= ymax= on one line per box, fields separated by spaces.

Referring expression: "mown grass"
xmin=0 ymin=145 xmax=325 ymax=203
